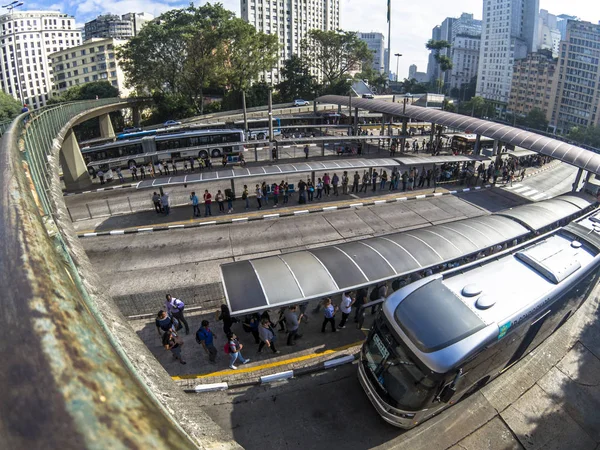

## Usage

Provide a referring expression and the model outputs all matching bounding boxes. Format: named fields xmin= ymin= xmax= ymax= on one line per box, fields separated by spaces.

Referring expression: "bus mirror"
xmin=439 ymin=385 xmax=456 ymax=403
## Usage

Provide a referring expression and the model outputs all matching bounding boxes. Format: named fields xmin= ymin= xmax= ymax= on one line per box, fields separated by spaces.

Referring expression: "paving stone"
xmin=450 ymin=417 xmax=523 ymax=450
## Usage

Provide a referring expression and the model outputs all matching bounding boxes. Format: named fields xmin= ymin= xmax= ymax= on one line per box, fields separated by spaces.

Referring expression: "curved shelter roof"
xmin=317 ymin=95 xmax=600 ymax=176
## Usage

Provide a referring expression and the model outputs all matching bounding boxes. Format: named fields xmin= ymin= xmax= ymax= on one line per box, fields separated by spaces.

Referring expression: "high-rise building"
xmin=538 ymin=10 xmax=561 ymax=57
xmin=358 ymin=32 xmax=385 ymax=73
xmin=408 ymin=64 xmax=428 ymax=83
xmin=449 ymin=13 xmax=481 ymax=91
xmin=240 ymin=0 xmax=340 ymax=84
xmin=548 ymin=20 xmax=600 ymax=132
xmin=0 ymin=10 xmax=81 ymax=108
xmin=507 ymin=49 xmax=556 ymax=117
xmin=475 ymin=0 xmax=539 ymax=106
xmin=556 ymin=14 xmax=577 ymax=39
xmin=426 ymin=26 xmax=441 ymax=83
xmin=50 ymin=38 xmax=132 ymax=97
xmin=84 ymin=13 xmax=153 ymax=41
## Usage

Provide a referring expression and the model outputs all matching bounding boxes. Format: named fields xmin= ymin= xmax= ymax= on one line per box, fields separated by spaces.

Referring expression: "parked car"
xmin=164 ymin=120 xmax=182 ymax=127
xmin=362 ymin=94 xmax=375 ymax=99
xmin=294 ymin=99 xmax=310 ymax=106
xmin=122 ymin=126 xmax=141 ymax=133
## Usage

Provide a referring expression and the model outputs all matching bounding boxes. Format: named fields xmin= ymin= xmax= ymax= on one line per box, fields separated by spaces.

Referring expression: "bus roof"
xmin=452 ymin=133 xmax=494 ymax=142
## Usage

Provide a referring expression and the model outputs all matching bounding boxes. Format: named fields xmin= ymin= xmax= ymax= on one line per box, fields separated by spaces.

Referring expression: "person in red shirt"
xmin=203 ymin=189 xmax=212 ymax=216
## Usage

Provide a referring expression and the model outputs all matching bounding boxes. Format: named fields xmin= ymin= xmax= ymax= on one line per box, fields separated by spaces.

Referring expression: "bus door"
xmin=502 ymin=309 xmax=552 ymax=373
xmin=170 ymin=152 xmax=181 ymax=161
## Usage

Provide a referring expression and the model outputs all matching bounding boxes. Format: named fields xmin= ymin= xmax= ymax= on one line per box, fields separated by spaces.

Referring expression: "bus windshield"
xmin=363 ymin=317 xmax=439 ymax=410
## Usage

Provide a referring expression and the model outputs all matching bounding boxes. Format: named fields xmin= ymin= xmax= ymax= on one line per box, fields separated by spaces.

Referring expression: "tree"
xmin=276 ymin=55 xmax=317 ymax=102
xmin=0 ymin=91 xmax=22 ymax=121
xmin=425 ymin=39 xmax=452 ymax=94
xmin=49 ymin=81 xmax=120 ymax=103
xmin=302 ymin=30 xmax=372 ymax=86
xmin=523 ymin=107 xmax=548 ymax=131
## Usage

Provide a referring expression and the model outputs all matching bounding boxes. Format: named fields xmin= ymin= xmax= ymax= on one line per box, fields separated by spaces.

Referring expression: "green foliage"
xmin=399 ymin=78 xmax=430 ymax=94
xmin=425 ymin=39 xmax=452 ymax=93
xmin=118 ymin=3 xmax=278 ymax=117
xmin=302 ymin=30 xmax=372 ymax=86
xmin=522 ymin=107 xmax=548 ymax=130
xmin=276 ymin=55 xmax=317 ymax=102
xmin=568 ymin=125 xmax=600 ymax=148
xmin=0 ymin=90 xmax=22 ymax=121
xmin=48 ymin=81 xmax=119 ymax=104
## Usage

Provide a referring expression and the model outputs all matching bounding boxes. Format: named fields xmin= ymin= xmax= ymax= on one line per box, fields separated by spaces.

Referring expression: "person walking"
xmin=226 ymin=332 xmax=250 ymax=370
xmin=196 ymin=320 xmax=218 ymax=364
xmin=155 ymin=309 xmax=180 ymax=336
xmin=360 ymin=172 xmax=369 ymax=193
xmin=97 ymin=169 xmax=105 ymax=185
xmin=316 ymin=178 xmax=323 ymax=199
xmin=284 ymin=306 xmax=302 ymax=346
xmin=116 ymin=167 xmax=125 ymax=183
xmin=304 ymin=144 xmax=309 ymax=159
xmin=332 ymin=173 xmax=339 ymax=196
xmin=216 ymin=304 xmax=236 ymax=336
xmin=162 ymin=328 xmax=186 ymax=365
xmin=203 ymin=189 xmax=213 ymax=216
xmin=161 ymin=191 xmax=170 ymax=215
xmin=152 ymin=192 xmax=162 ymax=213
xmin=165 ymin=294 xmax=189 ymax=335
xmin=255 ymin=184 xmax=263 ymax=209
xmin=352 ymin=171 xmax=360 ymax=193
xmin=354 ymin=288 xmax=368 ymax=323
xmin=342 ymin=171 xmax=349 ymax=195
xmin=190 ymin=191 xmax=200 ymax=217
xmin=258 ymin=318 xmax=279 ymax=354
xmin=242 ymin=184 xmax=250 ymax=210
xmin=321 ymin=298 xmax=337 ymax=333
xmin=215 ymin=190 xmax=225 ymax=213
xmin=338 ymin=291 xmax=355 ymax=329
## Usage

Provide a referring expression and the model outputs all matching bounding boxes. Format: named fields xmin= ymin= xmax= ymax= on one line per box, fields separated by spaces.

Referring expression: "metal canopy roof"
xmin=221 ymin=214 xmax=529 ymax=315
xmin=135 ymin=154 xmax=488 ymax=190
xmin=317 ymin=95 xmax=600 ymax=176
xmin=495 ymin=197 xmax=585 ymax=230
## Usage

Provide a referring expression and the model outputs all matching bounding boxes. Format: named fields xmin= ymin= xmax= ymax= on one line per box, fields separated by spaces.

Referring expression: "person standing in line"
xmin=163 ymin=328 xmax=186 ymax=365
xmin=321 ymin=298 xmax=337 ymax=333
xmin=332 ymin=173 xmax=339 ymax=196
xmin=157 ymin=161 xmax=164 ymax=175
xmin=190 ymin=191 xmax=200 ymax=217
xmin=226 ymin=189 xmax=234 ymax=213
xmin=189 ymin=157 xmax=195 ymax=172
xmin=163 ymin=161 xmax=170 ymax=176
xmin=413 ymin=167 xmax=419 ymax=190
xmin=426 ymin=169 xmax=432 ymax=188
xmin=338 ymin=291 xmax=355 ymax=329
xmin=316 ymin=178 xmax=323 ymax=199
xmin=196 ymin=320 xmax=218 ymax=364
xmin=283 ymin=182 xmax=289 ymax=204
xmin=203 ymin=189 xmax=212 ymax=216
xmin=242 ymin=184 xmax=250 ymax=210
xmin=171 ymin=160 xmax=177 ymax=175
xmin=139 ymin=165 xmax=145 ymax=180
xmin=116 ymin=167 xmax=125 ymax=183
xmin=352 ymin=171 xmax=360 ymax=193
xmin=354 ymin=288 xmax=368 ymax=323
xmin=284 ymin=306 xmax=302 ymax=346
xmin=255 ymin=184 xmax=263 ymax=209
xmin=258 ymin=318 xmax=279 ymax=354
xmin=360 ymin=172 xmax=369 ymax=193
xmin=273 ymin=182 xmax=279 ymax=207
xmin=97 ymin=169 xmax=105 ymax=185
xmin=226 ymin=332 xmax=250 ymax=370
xmin=304 ymin=144 xmax=309 ymax=159
xmin=323 ymin=173 xmax=331 ymax=196
xmin=165 ymin=294 xmax=189 ymax=335
xmin=215 ymin=190 xmax=225 ymax=213
xmin=261 ymin=181 xmax=269 ymax=206
xmin=371 ymin=170 xmax=378 ymax=192
xmin=152 ymin=192 xmax=162 ymax=213
xmin=342 ymin=171 xmax=349 ymax=195
xmin=161 ymin=191 xmax=170 ymax=215
xmin=307 ymin=180 xmax=314 ymax=202
xmin=380 ymin=170 xmax=388 ymax=190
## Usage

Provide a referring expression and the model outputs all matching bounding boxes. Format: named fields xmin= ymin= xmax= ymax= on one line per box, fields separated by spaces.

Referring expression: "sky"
xmin=22 ymin=0 xmax=600 ymax=80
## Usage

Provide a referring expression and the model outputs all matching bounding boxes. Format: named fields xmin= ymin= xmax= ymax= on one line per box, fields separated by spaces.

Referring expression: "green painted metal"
xmin=0 ymin=99 xmax=200 ymax=449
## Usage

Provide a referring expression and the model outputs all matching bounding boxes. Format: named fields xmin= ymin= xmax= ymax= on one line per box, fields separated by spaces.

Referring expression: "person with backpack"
xmin=155 ymin=310 xmax=180 ymax=337
xmin=225 ymin=332 xmax=250 ymax=370
xmin=165 ymin=294 xmax=189 ymax=335
xmin=162 ymin=328 xmax=186 ymax=365
xmin=196 ymin=320 xmax=217 ymax=364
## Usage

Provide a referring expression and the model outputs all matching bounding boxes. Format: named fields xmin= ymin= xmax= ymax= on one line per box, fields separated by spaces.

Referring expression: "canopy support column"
xmin=572 ymin=168 xmax=584 ymax=192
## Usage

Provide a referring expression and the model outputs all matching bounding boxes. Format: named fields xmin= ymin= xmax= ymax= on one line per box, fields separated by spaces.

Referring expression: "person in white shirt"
xmin=338 ymin=291 xmax=355 ymax=329
xmin=165 ymin=293 xmax=189 ymax=334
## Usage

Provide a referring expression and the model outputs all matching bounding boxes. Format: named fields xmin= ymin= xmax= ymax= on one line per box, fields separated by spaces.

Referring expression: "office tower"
xmin=475 ymin=0 xmax=539 ymax=106
xmin=426 ymin=26 xmax=441 ymax=83
xmin=538 ymin=10 xmax=561 ymax=57
xmin=84 ymin=13 xmax=154 ymax=41
xmin=548 ymin=20 xmax=600 ymax=132
xmin=408 ymin=64 xmax=428 ymax=83
xmin=0 ymin=10 xmax=81 ymax=108
xmin=358 ymin=32 xmax=385 ymax=73
xmin=508 ymin=49 xmax=556 ymax=117
xmin=449 ymin=13 xmax=482 ymax=91
xmin=240 ymin=0 xmax=340 ymax=84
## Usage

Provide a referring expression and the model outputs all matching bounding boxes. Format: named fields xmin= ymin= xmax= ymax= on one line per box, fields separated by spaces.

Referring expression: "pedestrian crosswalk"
xmin=503 ymin=183 xmax=548 ymax=201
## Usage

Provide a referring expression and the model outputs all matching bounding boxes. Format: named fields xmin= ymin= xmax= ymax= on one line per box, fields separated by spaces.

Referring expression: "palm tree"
xmin=425 ymin=39 xmax=453 ymax=94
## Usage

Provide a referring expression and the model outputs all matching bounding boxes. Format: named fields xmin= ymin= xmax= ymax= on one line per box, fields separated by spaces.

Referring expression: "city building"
xmin=450 ymin=34 xmax=480 ymax=93
xmin=84 ymin=13 xmax=153 ymax=40
xmin=556 ymin=14 xmax=577 ymax=39
xmin=358 ymin=32 xmax=385 ymax=73
xmin=475 ymin=0 xmax=539 ymax=106
xmin=240 ymin=0 xmax=340 ymax=84
xmin=548 ymin=20 xmax=600 ymax=132
xmin=507 ymin=49 xmax=556 ymax=117
xmin=0 ymin=10 xmax=81 ymax=108
xmin=426 ymin=25 xmax=441 ymax=83
xmin=538 ymin=10 xmax=561 ymax=57
xmin=408 ymin=64 xmax=428 ymax=83
xmin=50 ymin=38 xmax=131 ymax=97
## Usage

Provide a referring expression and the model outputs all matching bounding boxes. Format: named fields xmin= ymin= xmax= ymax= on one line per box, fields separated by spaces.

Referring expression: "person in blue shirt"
xmin=321 ymin=298 xmax=337 ymax=333
xmin=196 ymin=320 xmax=217 ymax=363
xmin=190 ymin=191 xmax=200 ymax=217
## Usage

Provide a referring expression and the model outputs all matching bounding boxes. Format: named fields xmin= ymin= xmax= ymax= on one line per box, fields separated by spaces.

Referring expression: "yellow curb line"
xmin=172 ymin=340 xmax=364 ymax=381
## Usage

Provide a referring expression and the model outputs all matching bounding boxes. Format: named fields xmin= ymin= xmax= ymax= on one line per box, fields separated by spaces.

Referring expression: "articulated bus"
xmin=82 ymin=129 xmax=245 ymax=172
xmin=359 ymin=211 xmax=600 ymax=428
xmin=233 ymin=118 xmax=282 ymax=140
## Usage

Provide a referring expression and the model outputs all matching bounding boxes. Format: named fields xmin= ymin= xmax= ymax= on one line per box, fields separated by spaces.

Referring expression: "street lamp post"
xmin=394 ymin=53 xmax=402 ymax=82
xmin=2 ymin=1 xmax=24 ymax=105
